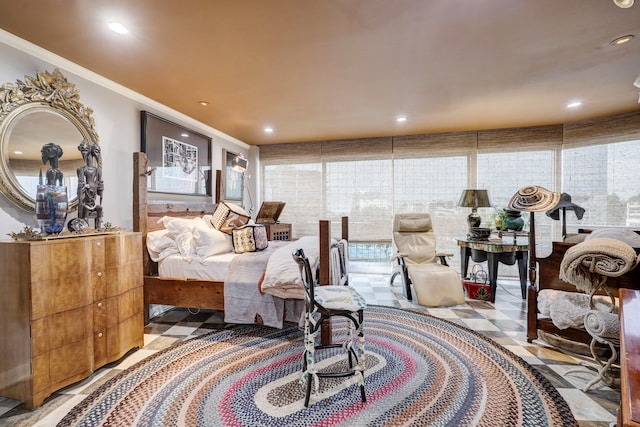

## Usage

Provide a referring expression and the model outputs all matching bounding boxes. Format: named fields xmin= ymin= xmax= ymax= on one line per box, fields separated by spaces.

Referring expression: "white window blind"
xmin=562 ymin=110 xmax=640 ymax=231
xmin=259 ymin=111 xmax=640 ymax=275
xmin=563 ymin=140 xmax=640 ymax=228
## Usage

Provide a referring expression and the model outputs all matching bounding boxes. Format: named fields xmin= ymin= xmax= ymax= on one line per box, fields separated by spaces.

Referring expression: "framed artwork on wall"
xmin=221 ymin=149 xmax=244 ymax=204
xmin=140 ymin=111 xmax=212 ymax=196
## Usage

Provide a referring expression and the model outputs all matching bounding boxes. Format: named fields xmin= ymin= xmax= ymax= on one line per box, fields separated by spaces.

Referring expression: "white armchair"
xmin=390 ymin=213 xmax=465 ymax=306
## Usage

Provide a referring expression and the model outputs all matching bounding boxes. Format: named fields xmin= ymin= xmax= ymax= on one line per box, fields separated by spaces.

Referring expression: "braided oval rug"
xmin=59 ymin=306 xmax=577 ymax=427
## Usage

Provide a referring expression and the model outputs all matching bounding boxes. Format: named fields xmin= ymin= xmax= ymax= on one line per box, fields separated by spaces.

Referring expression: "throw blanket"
xmin=584 ymin=309 xmax=619 ymax=338
xmin=559 ymin=237 xmax=640 ymax=293
xmin=224 ymin=236 xmax=347 ymax=328
xmin=260 ymin=236 xmax=320 ymax=300
xmin=224 ymin=241 xmax=303 ymax=329
xmin=538 ymin=289 xmax=617 ymax=329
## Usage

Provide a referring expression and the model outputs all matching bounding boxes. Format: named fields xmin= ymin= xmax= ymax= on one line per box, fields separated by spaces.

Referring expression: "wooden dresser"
xmin=0 ymin=232 xmax=144 ymax=408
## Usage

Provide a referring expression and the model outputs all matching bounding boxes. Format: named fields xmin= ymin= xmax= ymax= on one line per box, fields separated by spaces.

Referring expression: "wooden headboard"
xmin=133 ymin=152 xmax=219 ymax=275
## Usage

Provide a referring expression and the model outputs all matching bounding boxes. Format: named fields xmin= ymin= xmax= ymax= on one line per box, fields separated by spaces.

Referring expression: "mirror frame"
xmin=0 ymin=68 xmax=100 ymax=212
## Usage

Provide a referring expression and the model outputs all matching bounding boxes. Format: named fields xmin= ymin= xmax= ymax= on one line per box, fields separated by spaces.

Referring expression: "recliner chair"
xmin=390 ymin=213 xmax=465 ymax=306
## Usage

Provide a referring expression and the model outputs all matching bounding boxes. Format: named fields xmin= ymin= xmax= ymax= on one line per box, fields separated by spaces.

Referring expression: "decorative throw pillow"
xmin=193 ymin=224 xmax=233 ymax=258
xmin=211 ymin=202 xmax=250 ymax=235
xmin=232 ymin=224 xmax=269 ymax=254
xmin=146 ymin=229 xmax=180 ymax=262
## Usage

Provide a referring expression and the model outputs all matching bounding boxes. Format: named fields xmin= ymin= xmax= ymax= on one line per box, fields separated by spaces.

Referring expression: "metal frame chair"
xmin=292 ymin=248 xmax=366 ymax=407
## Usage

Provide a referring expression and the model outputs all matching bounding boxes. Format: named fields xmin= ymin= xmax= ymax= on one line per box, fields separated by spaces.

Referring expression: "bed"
xmin=527 ymin=229 xmax=640 ymax=353
xmin=132 ymin=152 xmax=348 ymax=327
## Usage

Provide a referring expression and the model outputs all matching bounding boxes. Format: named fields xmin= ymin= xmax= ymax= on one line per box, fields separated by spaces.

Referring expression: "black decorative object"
xmin=545 ymin=192 xmax=585 ymax=238
xmin=35 ymin=142 xmax=68 ymax=234
xmin=76 ymin=140 xmax=103 ymax=229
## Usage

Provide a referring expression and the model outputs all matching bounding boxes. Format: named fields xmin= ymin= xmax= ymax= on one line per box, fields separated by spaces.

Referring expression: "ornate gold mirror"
xmin=0 ymin=69 xmax=99 ymax=212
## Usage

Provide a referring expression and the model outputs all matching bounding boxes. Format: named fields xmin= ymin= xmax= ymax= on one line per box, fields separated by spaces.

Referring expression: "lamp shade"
xmin=508 ymin=186 xmax=560 ymax=212
xmin=458 ymin=189 xmax=492 ymax=208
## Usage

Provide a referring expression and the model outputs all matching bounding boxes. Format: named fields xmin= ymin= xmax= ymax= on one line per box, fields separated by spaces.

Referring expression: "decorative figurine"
xmin=35 ymin=142 xmax=68 ymax=234
xmin=36 ymin=142 xmax=69 ymax=234
xmin=76 ymin=140 xmax=104 ymax=229
xmin=41 ymin=142 xmax=64 ymax=185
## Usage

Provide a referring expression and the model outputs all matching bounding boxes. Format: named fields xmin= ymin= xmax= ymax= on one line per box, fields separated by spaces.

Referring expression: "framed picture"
xmin=140 ymin=111 xmax=212 ymax=196
xmin=221 ymin=149 xmax=244 ymax=203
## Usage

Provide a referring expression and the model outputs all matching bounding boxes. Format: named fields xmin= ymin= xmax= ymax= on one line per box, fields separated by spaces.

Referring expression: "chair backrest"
xmin=392 ymin=213 xmax=437 ymax=264
xmin=331 ymin=241 xmax=348 ymax=286
xmin=292 ymin=248 xmax=316 ymax=309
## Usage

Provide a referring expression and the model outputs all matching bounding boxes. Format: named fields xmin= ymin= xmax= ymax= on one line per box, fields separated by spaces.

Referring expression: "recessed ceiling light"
xmin=566 ymin=101 xmax=583 ymax=108
xmin=610 ymin=34 xmax=634 ymax=45
xmin=614 ymin=0 xmax=634 ymax=8
xmin=181 ymin=133 xmax=189 ymax=138
xmin=199 ymin=101 xmax=209 ymax=106
xmin=396 ymin=116 xmax=408 ymax=123
xmin=264 ymin=127 xmax=274 ymax=133
xmin=13 ymin=150 xmax=23 ymax=155
xmin=108 ymin=22 xmax=129 ymax=35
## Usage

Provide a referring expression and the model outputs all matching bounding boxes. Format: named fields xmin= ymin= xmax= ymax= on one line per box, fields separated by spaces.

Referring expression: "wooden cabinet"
xmin=265 ymin=223 xmax=291 ymax=241
xmin=0 ymin=232 xmax=144 ymax=409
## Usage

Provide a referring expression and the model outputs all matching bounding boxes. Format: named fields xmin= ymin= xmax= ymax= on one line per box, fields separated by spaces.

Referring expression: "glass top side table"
xmin=456 ymin=235 xmax=529 ymax=303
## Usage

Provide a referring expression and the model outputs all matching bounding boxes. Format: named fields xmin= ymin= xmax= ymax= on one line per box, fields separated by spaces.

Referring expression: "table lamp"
xmin=458 ymin=189 xmax=492 ymax=230
xmin=508 ymin=185 xmax=561 ymax=289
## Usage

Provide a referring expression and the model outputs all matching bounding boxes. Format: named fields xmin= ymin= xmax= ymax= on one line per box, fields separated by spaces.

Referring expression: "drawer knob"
xmin=98 ymin=332 xmax=103 ymax=338
xmin=97 ymin=272 xmax=103 ymax=277
xmin=97 ymin=302 xmax=103 ymax=308
xmin=96 ymin=242 xmax=102 ymax=247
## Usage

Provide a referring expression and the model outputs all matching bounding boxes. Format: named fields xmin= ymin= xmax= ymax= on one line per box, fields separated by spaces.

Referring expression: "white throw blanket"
xmin=260 ymin=236 xmax=344 ymax=299
xmin=225 ymin=236 xmax=347 ymax=328
xmin=537 ymin=289 xmax=617 ymax=329
xmin=559 ymin=237 xmax=640 ymax=293
xmin=223 ymin=241 xmax=301 ymax=328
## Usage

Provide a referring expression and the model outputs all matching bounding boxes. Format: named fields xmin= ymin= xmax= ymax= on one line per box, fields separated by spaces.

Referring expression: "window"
xmin=562 ymin=139 xmax=640 ymax=229
xmin=258 ymin=112 xmax=640 ymax=278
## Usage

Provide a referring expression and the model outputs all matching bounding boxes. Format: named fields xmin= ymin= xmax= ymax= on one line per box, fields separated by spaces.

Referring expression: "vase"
xmin=35 ymin=185 xmax=68 ymax=234
xmin=503 ymin=210 xmax=524 ymax=231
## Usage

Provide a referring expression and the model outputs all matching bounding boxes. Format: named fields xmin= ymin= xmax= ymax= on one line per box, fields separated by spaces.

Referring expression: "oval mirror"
xmin=0 ymin=69 xmax=100 ymax=212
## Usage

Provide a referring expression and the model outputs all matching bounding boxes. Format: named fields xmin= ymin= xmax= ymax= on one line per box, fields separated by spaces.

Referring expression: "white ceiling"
xmin=0 ymin=0 xmax=639 ymax=146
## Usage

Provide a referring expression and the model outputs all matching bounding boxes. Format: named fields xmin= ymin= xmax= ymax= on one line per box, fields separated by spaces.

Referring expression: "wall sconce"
xmin=458 ymin=189 xmax=492 ymax=230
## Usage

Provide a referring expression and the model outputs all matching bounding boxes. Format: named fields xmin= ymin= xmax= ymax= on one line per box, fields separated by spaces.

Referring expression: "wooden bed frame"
xmin=527 ymin=235 xmax=640 ymax=351
xmin=133 ymin=152 xmax=348 ymax=324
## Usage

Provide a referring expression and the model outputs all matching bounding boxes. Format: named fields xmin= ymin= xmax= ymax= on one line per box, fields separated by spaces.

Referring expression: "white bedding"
xmin=158 ymin=252 xmax=236 ymax=281
xmin=146 ymin=217 xmax=347 ymax=328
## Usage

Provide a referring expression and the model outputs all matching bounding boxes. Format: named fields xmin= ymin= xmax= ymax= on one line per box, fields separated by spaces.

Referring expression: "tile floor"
xmin=0 ymin=268 xmax=621 ymax=426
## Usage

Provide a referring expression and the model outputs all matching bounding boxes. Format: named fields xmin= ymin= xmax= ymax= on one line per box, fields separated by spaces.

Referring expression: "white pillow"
xmin=202 ymin=214 xmax=215 ymax=228
xmin=158 ymin=216 xmax=207 ymax=262
xmin=193 ymin=224 xmax=233 ymax=259
xmin=146 ymin=229 xmax=180 ymax=262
